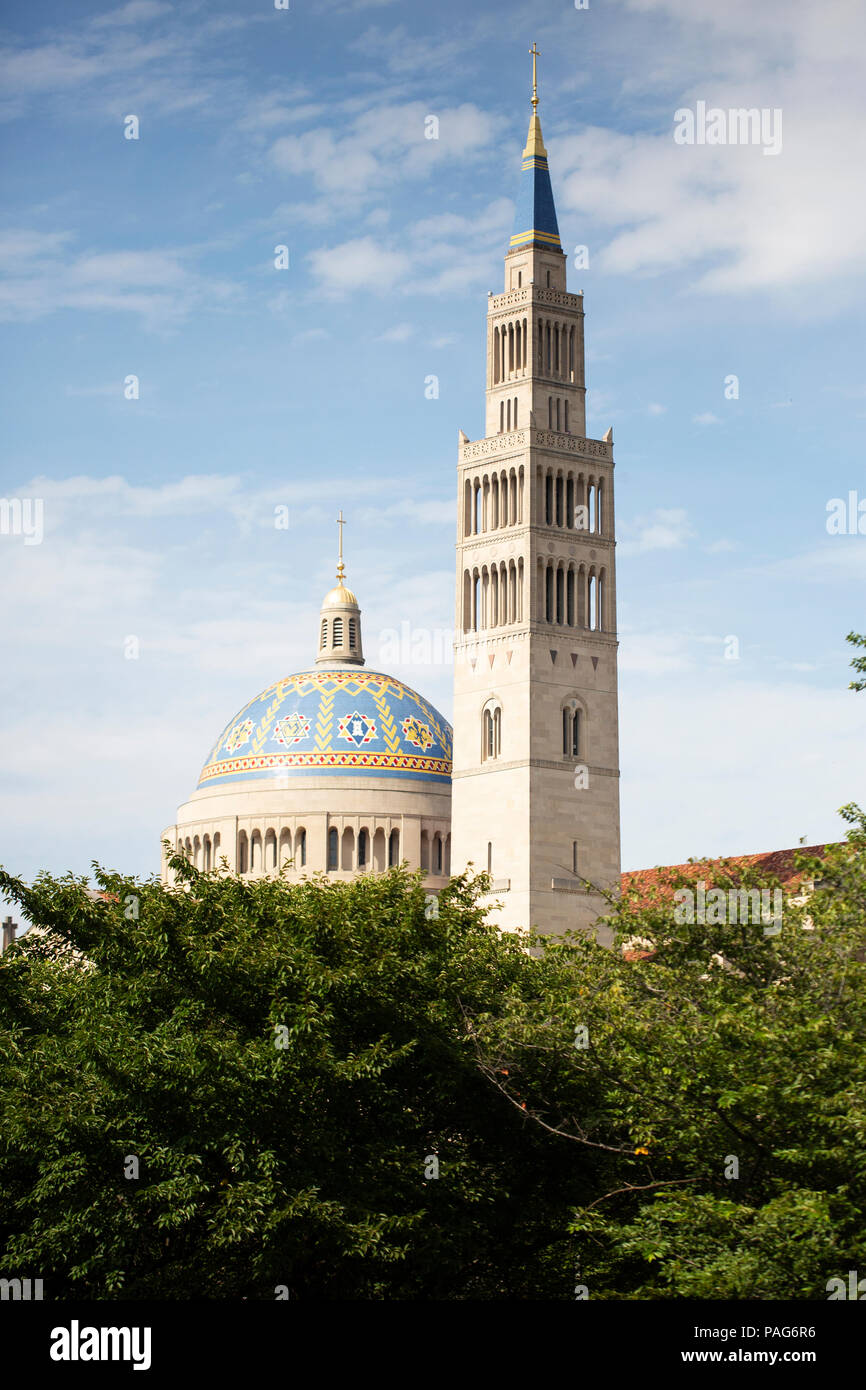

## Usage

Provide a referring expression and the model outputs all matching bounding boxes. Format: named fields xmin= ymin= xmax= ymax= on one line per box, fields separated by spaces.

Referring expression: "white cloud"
xmin=551 ymin=0 xmax=866 ymax=297
xmin=618 ymin=507 xmax=695 ymax=555
xmin=376 ymin=322 xmax=414 ymax=342
xmin=307 ymin=238 xmax=412 ymax=297
xmin=91 ymin=1 xmax=172 ymax=27
xmin=0 ymin=235 xmax=237 ymax=328
xmin=693 ymin=412 xmax=721 ymax=425
xmin=269 ymin=101 xmax=500 ymax=202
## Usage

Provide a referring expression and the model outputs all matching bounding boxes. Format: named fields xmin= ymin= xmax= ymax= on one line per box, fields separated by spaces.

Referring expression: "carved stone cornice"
xmin=488 ymin=286 xmax=583 ymax=312
xmin=459 ymin=429 xmax=612 ymax=466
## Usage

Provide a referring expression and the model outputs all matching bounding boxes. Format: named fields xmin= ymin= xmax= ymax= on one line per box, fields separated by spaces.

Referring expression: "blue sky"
xmin=1 ymin=0 xmax=865 ymax=907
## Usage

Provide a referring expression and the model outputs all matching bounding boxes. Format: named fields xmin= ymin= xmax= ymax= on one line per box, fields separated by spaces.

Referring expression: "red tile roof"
xmin=621 ymin=843 xmax=832 ymax=910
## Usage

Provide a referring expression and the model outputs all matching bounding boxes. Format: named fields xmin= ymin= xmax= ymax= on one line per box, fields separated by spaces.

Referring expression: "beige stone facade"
xmin=161 ymin=79 xmax=621 ymax=940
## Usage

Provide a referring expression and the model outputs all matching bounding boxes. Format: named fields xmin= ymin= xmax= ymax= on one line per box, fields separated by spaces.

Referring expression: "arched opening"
xmin=332 ymin=616 xmax=343 ymax=647
xmin=203 ymin=835 xmax=211 ymax=871
xmin=341 ymin=826 xmax=354 ymax=871
xmin=566 ymin=567 xmax=575 ymax=626
xmin=250 ymin=830 xmax=262 ymax=872
xmin=237 ymin=831 xmax=248 ymax=875
xmin=556 ymin=566 xmax=564 ymax=625
xmin=373 ymin=828 xmax=386 ymax=872
xmin=420 ymin=830 xmax=430 ymax=871
xmin=434 ymin=834 xmax=443 ymax=875
xmin=265 ymin=828 xmax=277 ymax=870
xmin=388 ymin=829 xmax=400 ymax=867
xmin=327 ymin=826 xmax=338 ymax=871
xmin=295 ymin=827 xmax=306 ymax=867
xmin=279 ymin=827 xmax=292 ymax=867
xmin=358 ymin=828 xmax=369 ymax=869
xmin=546 ymin=563 xmax=554 ymax=623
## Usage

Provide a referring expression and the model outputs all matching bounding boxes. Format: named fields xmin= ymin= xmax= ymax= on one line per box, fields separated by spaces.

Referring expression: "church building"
xmin=162 ymin=53 xmax=623 ymax=940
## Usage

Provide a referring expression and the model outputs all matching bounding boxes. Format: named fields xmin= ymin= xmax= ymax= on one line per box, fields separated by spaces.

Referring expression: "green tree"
xmin=847 ymin=630 xmax=866 ymax=691
xmin=473 ymin=811 xmax=866 ymax=1298
xmin=0 ymin=860 xmax=599 ymax=1300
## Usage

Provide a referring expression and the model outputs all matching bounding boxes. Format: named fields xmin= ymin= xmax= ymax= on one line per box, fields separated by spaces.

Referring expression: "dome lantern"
xmin=316 ymin=510 xmax=364 ymax=667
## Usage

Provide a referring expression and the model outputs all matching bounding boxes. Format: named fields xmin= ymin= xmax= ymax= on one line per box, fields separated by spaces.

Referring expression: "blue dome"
xmin=198 ymin=669 xmax=452 ymax=789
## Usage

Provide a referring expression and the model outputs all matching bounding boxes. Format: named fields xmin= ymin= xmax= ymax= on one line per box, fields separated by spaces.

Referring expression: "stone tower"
xmin=450 ymin=52 xmax=621 ymax=938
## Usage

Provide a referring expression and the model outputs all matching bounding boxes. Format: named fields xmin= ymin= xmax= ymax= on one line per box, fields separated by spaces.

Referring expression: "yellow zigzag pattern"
xmin=315 ymin=687 xmax=335 ymax=752
xmin=374 ymin=689 xmax=401 ymax=754
xmin=251 ymin=681 xmax=292 ymax=755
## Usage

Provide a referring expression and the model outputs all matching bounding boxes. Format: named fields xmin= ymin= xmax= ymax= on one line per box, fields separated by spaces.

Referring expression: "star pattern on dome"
xmin=337 ymin=710 xmax=377 ymax=746
xmin=224 ymin=719 xmax=254 ymax=753
xmin=273 ymin=713 xmax=310 ymax=746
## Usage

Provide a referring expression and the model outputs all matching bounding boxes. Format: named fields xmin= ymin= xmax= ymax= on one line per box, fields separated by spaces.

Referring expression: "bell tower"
xmin=450 ymin=48 xmax=621 ymax=939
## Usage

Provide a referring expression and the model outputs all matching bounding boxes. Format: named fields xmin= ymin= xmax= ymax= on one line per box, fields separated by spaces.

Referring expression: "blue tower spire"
xmin=509 ymin=43 xmax=562 ymax=254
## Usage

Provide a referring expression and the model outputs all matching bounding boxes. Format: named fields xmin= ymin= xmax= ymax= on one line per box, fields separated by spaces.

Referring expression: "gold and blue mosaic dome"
xmin=198 ymin=669 xmax=453 ymax=788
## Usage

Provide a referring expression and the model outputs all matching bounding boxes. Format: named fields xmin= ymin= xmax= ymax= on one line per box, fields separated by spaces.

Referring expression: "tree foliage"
xmin=1 ymin=809 xmax=864 ymax=1297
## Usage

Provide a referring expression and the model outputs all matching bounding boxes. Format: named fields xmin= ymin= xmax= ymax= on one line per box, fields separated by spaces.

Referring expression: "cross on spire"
xmin=529 ymin=42 xmax=540 ymax=110
xmin=336 ymin=509 xmax=346 ymax=581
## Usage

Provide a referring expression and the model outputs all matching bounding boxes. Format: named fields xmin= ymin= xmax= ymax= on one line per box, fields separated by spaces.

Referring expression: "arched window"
xmin=562 ymin=702 xmax=583 ymax=757
xmin=348 ymin=618 xmax=356 ymax=648
xmin=333 ymin=616 xmax=343 ymax=646
xmin=237 ymin=831 xmax=248 ymax=874
xmin=266 ymin=828 xmax=277 ymax=869
xmin=250 ymin=831 xmax=262 ymax=871
xmin=482 ymin=700 xmax=502 ymax=761
xmin=420 ymin=830 xmax=430 ymax=871
xmin=434 ymin=834 xmax=443 ymax=874
xmin=295 ymin=827 xmax=306 ymax=867
xmin=203 ymin=835 xmax=211 ymax=871
xmin=212 ymin=831 xmax=220 ymax=859
xmin=358 ymin=828 xmax=368 ymax=869
xmin=487 ymin=841 xmax=493 ymax=874
xmin=388 ymin=829 xmax=400 ymax=867
xmin=320 ymin=619 xmax=328 ymax=648
xmin=327 ymin=826 xmax=338 ymax=871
